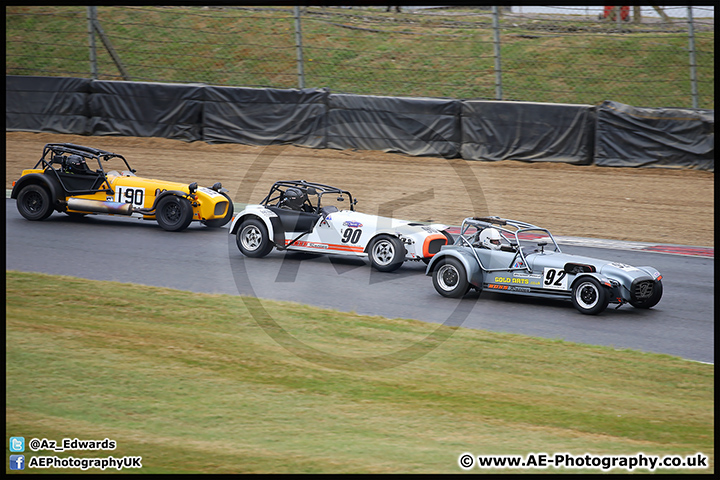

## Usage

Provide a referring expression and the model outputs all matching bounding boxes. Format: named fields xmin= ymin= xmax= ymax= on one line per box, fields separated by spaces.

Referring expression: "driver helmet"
xmin=479 ymin=228 xmax=502 ymax=250
xmin=282 ymin=187 xmax=307 ymax=210
xmin=65 ymin=155 xmax=89 ymax=174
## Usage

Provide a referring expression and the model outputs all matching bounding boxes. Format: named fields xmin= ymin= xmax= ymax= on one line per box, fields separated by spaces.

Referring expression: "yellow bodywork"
xmin=20 ymin=168 xmax=230 ymax=222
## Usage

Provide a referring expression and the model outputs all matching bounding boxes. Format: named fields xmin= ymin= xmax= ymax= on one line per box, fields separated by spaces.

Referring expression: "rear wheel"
xmin=156 ymin=195 xmax=193 ymax=232
xmin=368 ymin=235 xmax=405 ymax=272
xmin=571 ymin=277 xmax=609 ymax=315
xmin=17 ymin=184 xmax=54 ymax=221
xmin=432 ymin=257 xmax=470 ymax=298
xmin=630 ymin=280 xmax=663 ymax=309
xmin=203 ymin=193 xmax=234 ymax=228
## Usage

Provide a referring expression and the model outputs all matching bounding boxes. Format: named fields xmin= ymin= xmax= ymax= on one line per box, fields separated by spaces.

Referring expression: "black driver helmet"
xmin=283 ymin=187 xmax=307 ymax=210
xmin=65 ymin=154 xmax=90 ymax=174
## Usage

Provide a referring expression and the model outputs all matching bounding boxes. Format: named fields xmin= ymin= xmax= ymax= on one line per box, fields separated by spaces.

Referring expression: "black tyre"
xmin=368 ymin=235 xmax=405 ymax=272
xmin=203 ymin=193 xmax=234 ymax=228
xmin=571 ymin=277 xmax=609 ymax=315
xmin=156 ymin=195 xmax=193 ymax=232
xmin=17 ymin=184 xmax=54 ymax=221
xmin=236 ymin=218 xmax=274 ymax=258
xmin=630 ymin=280 xmax=663 ymax=309
xmin=432 ymin=257 xmax=470 ymax=298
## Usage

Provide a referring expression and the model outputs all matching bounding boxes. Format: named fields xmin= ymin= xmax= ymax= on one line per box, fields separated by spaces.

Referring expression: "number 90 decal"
xmin=341 ymin=228 xmax=362 ymax=244
xmin=543 ymin=267 xmax=568 ymax=290
xmin=114 ymin=186 xmax=145 ymax=208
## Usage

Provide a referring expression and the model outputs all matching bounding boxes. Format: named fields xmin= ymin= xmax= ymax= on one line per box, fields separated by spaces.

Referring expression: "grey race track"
xmin=5 ymin=199 xmax=714 ymax=364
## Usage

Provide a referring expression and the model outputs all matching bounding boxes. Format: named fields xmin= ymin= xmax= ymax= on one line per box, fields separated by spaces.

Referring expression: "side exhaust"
xmin=66 ymin=198 xmax=133 ymax=215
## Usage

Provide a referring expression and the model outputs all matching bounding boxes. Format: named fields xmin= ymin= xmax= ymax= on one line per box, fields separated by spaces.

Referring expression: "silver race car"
xmin=426 ymin=216 xmax=663 ymax=315
xmin=230 ymin=180 xmax=452 ymax=272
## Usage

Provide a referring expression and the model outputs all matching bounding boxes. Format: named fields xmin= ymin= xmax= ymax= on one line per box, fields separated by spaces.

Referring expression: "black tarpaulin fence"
xmin=595 ymin=100 xmax=714 ymax=170
xmin=5 ymin=76 xmax=714 ymax=171
xmin=203 ymin=86 xmax=328 ymax=148
xmin=6 ymin=76 xmax=91 ymax=135
xmin=327 ymin=94 xmax=461 ymax=159
xmin=461 ymin=100 xmax=596 ymax=165
xmin=88 ymin=80 xmax=205 ymax=142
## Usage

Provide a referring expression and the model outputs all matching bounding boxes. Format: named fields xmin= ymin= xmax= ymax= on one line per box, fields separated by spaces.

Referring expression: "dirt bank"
xmin=6 ymin=132 xmax=714 ymax=246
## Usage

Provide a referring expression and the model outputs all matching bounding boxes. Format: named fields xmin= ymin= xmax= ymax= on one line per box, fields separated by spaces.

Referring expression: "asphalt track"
xmin=5 ymin=199 xmax=714 ymax=364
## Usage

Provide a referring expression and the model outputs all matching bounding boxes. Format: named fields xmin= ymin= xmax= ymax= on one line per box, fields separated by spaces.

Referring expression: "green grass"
xmin=4 ymin=6 xmax=714 ymax=109
xmin=6 ymin=270 xmax=714 ymax=473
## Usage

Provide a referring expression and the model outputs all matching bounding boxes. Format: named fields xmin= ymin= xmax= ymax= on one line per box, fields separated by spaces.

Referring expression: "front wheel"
xmin=432 ymin=257 xmax=470 ymax=298
xmin=236 ymin=218 xmax=273 ymax=258
xmin=17 ymin=184 xmax=54 ymax=221
xmin=203 ymin=193 xmax=234 ymax=228
xmin=630 ymin=280 xmax=663 ymax=309
xmin=571 ymin=277 xmax=609 ymax=315
xmin=368 ymin=235 xmax=405 ymax=272
xmin=156 ymin=195 xmax=193 ymax=232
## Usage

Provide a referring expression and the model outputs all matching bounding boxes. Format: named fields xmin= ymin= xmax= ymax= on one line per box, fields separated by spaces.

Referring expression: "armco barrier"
xmin=5 ymin=76 xmax=714 ymax=170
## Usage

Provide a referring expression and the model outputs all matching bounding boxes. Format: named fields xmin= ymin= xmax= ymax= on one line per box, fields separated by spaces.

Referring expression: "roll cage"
xmin=259 ymin=180 xmax=357 ymax=214
xmin=36 ymin=143 xmax=136 ymax=196
xmin=455 ymin=216 xmax=562 ymax=273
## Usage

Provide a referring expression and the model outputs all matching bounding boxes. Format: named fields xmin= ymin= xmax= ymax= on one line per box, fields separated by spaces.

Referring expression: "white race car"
xmin=230 ymin=180 xmax=452 ymax=272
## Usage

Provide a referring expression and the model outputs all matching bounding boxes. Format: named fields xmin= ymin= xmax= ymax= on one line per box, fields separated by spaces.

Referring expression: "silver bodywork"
xmin=426 ymin=216 xmax=663 ymax=313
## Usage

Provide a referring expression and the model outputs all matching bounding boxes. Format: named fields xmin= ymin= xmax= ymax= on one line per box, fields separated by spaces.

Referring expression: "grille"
xmin=427 ymin=238 xmax=446 ymax=255
xmin=214 ymin=201 xmax=228 ymax=216
xmin=633 ymin=280 xmax=654 ymax=300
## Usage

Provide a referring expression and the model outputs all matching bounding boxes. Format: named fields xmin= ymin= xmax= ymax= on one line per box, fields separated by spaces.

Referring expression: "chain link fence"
xmin=5 ymin=5 xmax=714 ymax=109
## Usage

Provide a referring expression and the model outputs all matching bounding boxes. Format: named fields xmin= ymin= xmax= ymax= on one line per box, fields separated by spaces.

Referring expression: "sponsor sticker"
xmin=609 ymin=262 xmax=640 ymax=272
xmin=197 ymin=186 xmax=222 ymax=197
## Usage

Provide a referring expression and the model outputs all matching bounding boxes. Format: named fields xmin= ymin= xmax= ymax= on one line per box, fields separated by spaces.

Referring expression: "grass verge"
xmin=6 ymin=270 xmax=714 ymax=473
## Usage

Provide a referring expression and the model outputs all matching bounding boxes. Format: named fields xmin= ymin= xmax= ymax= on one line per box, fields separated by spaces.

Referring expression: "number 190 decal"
xmin=543 ymin=267 xmax=568 ymax=290
xmin=114 ymin=186 xmax=145 ymax=208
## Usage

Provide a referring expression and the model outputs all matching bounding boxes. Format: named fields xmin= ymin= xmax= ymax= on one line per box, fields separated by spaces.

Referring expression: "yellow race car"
xmin=11 ymin=143 xmax=233 ymax=231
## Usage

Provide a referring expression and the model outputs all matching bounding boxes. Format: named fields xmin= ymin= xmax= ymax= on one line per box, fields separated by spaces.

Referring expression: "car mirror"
xmin=337 ymin=196 xmax=344 ymax=201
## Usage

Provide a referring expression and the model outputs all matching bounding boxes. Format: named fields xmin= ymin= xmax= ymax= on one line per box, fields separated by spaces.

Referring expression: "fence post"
xmin=294 ymin=6 xmax=305 ymax=89
xmin=686 ymin=7 xmax=699 ymax=109
xmin=492 ymin=6 xmax=502 ymax=100
xmin=87 ymin=6 xmax=98 ymax=79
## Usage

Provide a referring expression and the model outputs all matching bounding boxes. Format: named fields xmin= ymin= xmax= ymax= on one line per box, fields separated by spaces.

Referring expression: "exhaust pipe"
xmin=66 ymin=198 xmax=133 ymax=215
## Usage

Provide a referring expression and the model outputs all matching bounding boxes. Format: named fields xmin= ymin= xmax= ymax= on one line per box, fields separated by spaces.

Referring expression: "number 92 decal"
xmin=543 ymin=267 xmax=568 ymax=290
